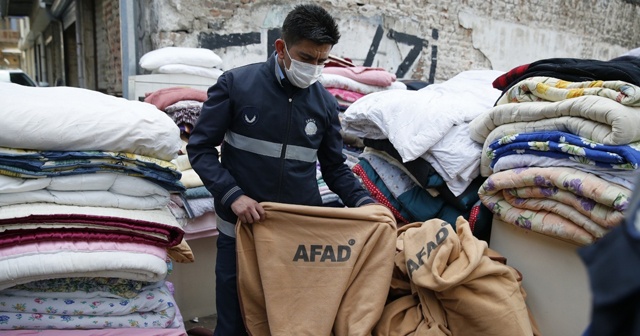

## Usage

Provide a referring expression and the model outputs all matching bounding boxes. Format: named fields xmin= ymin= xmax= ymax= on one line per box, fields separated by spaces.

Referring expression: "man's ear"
xmin=274 ymin=39 xmax=285 ymax=60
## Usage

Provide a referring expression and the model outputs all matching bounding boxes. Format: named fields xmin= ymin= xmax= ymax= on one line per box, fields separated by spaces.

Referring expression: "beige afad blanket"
xmin=236 ymin=202 xmax=397 ymax=336
xmin=374 ymin=217 xmax=539 ymax=336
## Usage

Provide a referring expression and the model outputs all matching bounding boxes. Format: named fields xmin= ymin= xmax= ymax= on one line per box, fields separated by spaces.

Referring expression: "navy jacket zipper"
xmin=276 ymin=95 xmax=295 ymax=202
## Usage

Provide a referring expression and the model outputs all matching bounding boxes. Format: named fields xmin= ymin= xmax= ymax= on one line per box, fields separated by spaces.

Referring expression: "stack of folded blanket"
xmin=470 ymin=56 xmax=640 ymax=245
xmin=140 ymin=46 xmax=224 ymax=80
xmin=0 ymin=83 xmax=190 ymax=335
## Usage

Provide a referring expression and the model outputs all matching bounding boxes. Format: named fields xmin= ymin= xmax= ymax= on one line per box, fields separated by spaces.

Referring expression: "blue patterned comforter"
xmin=487 ymin=131 xmax=640 ymax=170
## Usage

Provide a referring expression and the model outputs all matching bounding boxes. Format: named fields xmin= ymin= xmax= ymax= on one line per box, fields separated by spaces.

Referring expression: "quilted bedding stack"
xmin=0 ymin=83 xmax=188 ymax=335
xmin=470 ymin=56 xmax=640 ymax=245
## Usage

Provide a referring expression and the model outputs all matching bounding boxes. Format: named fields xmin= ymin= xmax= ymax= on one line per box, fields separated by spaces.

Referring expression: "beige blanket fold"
xmin=236 ymin=202 xmax=397 ymax=336
xmin=375 ymin=222 xmax=451 ymax=336
xmin=166 ymin=238 xmax=195 ymax=263
xmin=403 ymin=217 xmax=536 ymax=336
xmin=373 ymin=294 xmax=452 ymax=336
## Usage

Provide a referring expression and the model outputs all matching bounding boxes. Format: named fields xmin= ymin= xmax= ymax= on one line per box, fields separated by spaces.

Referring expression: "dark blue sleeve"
xmin=187 ymin=73 xmax=244 ymax=209
xmin=317 ymin=100 xmax=375 ymax=207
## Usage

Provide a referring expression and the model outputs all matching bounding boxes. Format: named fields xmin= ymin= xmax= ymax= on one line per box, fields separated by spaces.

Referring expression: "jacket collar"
xmin=266 ymin=52 xmax=300 ymax=93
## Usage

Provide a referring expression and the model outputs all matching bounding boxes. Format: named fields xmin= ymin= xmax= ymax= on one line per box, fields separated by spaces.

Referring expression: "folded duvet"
xmin=0 ymin=328 xmax=186 ymax=335
xmin=0 ymin=281 xmax=179 ymax=330
xmin=342 ymin=70 xmax=502 ymax=162
xmin=478 ymin=167 xmax=631 ymax=245
xmin=10 ymin=277 xmax=153 ymax=299
xmin=486 ymin=131 xmax=640 ymax=171
xmin=492 ymin=154 xmax=637 ymax=190
xmin=0 ymin=173 xmax=169 ymax=209
xmin=470 ymin=95 xmax=640 ymax=147
xmin=496 ymin=76 xmax=640 ymax=106
xmin=0 ymin=83 xmax=181 ymax=160
xmin=0 ymin=240 xmax=168 ymax=290
xmin=0 ymin=148 xmax=183 ymax=192
xmin=0 ymin=203 xmax=184 ymax=248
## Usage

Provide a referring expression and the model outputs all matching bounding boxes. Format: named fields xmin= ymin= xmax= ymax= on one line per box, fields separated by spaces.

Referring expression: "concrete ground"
xmin=184 ymin=314 xmax=217 ymax=335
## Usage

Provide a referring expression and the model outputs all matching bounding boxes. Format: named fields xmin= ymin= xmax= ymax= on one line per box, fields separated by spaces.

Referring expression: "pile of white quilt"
xmin=0 ymin=83 xmax=188 ymax=335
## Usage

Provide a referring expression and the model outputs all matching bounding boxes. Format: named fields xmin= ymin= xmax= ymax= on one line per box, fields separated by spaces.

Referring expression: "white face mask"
xmin=283 ymin=44 xmax=324 ymax=88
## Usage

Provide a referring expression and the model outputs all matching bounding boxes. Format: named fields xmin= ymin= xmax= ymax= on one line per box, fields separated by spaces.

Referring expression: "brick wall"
xmin=139 ymin=0 xmax=640 ymax=82
xmin=96 ymin=0 xmax=122 ymax=95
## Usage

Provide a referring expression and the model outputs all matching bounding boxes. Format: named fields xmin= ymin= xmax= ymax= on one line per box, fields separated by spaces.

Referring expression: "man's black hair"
xmin=281 ymin=4 xmax=341 ymax=46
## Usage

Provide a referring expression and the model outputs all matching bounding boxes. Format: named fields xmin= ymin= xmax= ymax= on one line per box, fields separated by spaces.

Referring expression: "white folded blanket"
xmin=0 ymin=83 xmax=181 ymax=160
xmin=342 ymin=70 xmax=503 ymax=162
xmin=0 ymin=173 xmax=170 ymax=209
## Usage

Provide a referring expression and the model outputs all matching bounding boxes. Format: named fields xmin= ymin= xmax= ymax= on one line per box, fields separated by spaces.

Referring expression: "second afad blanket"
xmin=236 ymin=202 xmax=397 ymax=336
xmin=374 ymin=217 xmax=539 ymax=336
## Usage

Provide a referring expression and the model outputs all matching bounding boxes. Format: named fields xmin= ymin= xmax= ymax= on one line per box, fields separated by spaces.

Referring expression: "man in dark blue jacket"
xmin=187 ymin=4 xmax=375 ymax=335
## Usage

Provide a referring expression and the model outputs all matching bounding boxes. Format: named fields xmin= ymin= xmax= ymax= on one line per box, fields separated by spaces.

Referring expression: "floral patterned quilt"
xmin=487 ymin=131 xmax=640 ymax=170
xmin=496 ymin=76 xmax=640 ymax=106
xmin=0 ymin=281 xmax=181 ymax=330
xmin=0 ymin=147 xmax=183 ymax=192
xmin=479 ymin=166 xmax=631 ymax=245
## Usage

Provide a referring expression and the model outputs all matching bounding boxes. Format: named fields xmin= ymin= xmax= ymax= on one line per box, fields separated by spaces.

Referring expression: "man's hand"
xmin=231 ymin=195 xmax=266 ymax=224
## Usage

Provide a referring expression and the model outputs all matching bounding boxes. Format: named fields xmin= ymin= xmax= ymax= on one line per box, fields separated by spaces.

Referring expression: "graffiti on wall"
xmin=361 ymin=25 xmax=438 ymax=82
xmin=199 ymin=24 xmax=438 ymax=83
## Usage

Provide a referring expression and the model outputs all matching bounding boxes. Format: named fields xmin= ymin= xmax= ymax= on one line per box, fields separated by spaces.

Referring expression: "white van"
xmin=0 ymin=69 xmax=37 ymax=86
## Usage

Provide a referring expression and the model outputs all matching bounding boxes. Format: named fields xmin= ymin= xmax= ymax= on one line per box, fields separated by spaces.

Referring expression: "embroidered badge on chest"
xmin=304 ymin=119 xmax=318 ymax=136
xmin=242 ymin=109 xmax=259 ymax=126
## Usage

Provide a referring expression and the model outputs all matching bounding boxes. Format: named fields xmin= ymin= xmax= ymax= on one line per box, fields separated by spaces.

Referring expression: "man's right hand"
xmin=231 ymin=195 xmax=266 ymax=224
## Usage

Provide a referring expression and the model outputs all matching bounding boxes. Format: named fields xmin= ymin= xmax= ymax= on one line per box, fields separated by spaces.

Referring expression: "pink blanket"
xmin=325 ymin=88 xmax=365 ymax=103
xmin=144 ymin=87 xmax=208 ymax=111
xmin=0 ymin=240 xmax=166 ymax=259
xmin=322 ymin=66 xmax=396 ymax=87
